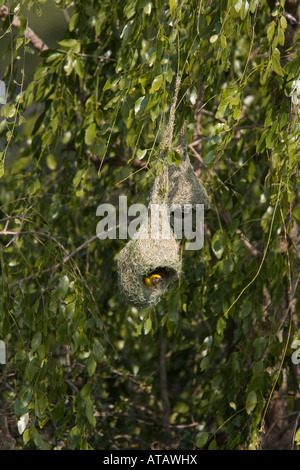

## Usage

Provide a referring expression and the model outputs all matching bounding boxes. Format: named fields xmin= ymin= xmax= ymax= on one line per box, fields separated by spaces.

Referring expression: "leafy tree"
xmin=0 ymin=0 xmax=299 ymax=450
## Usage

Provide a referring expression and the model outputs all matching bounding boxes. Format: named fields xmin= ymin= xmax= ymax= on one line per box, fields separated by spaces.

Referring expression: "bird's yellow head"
xmin=144 ymin=273 xmax=162 ymax=288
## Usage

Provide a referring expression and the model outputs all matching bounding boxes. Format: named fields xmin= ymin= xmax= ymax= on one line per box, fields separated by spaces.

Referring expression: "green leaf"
xmin=63 ymin=55 xmax=74 ymax=75
xmin=73 ymin=168 xmax=86 ymax=189
xmin=56 ymin=275 xmax=70 ymax=299
xmin=229 ymin=401 xmax=237 ymax=411
xmin=204 ymin=150 xmax=215 ymax=164
xmin=31 ymin=331 xmax=42 ymax=352
xmin=27 ymin=358 xmax=40 ymax=381
xmin=80 ymin=383 xmax=90 ymax=401
xmin=85 ymin=399 xmax=96 ymax=427
xmin=144 ymin=2 xmax=152 ymax=15
xmin=18 ymin=412 xmax=29 ymax=434
xmin=280 ymin=15 xmax=287 ymax=31
xmin=216 ymin=316 xmax=226 ymax=335
xmin=23 ymin=428 xmax=30 ymax=445
xmin=4 ymin=104 xmax=17 ymax=118
xmin=200 ymin=356 xmax=210 ymax=371
xmin=58 ymin=39 xmax=80 ymax=51
xmin=74 ymin=58 xmax=84 ymax=78
xmin=85 ymin=123 xmax=97 ymax=145
xmin=103 ymin=77 xmax=112 ymax=91
xmin=148 ymin=52 xmax=156 ymax=67
xmin=245 ymin=391 xmax=257 ymax=414
xmin=295 ymin=428 xmax=300 ymax=446
xmin=87 ymin=357 xmax=97 ymax=377
xmin=253 ymin=337 xmax=266 ymax=360
xmin=241 ymin=300 xmax=252 ymax=318
xmin=212 ymin=231 xmax=226 ymax=259
xmin=272 ymin=48 xmax=283 ymax=76
xmin=209 ymin=35 xmax=218 ymax=44
xmin=144 ymin=317 xmax=152 ymax=335
xmin=137 ymin=149 xmax=147 ymax=160
xmin=240 ymin=0 xmax=249 ymax=20
xmin=46 ymin=153 xmax=57 ymax=170
xmin=150 ymin=104 xmax=159 ymax=121
xmin=267 ymin=21 xmax=275 ymax=42
xmin=169 ymin=0 xmax=177 ymax=18
xmin=16 ymin=37 xmax=23 ymax=51
xmin=277 ymin=27 xmax=285 ymax=46
xmin=292 ymin=204 xmax=300 ymax=224
xmin=134 ymin=96 xmax=147 ymax=115
xmin=149 ymin=74 xmax=163 ymax=93
xmin=52 ymin=401 xmax=65 ymax=425
xmin=208 ymin=438 xmax=217 ymax=450
xmin=196 ymin=431 xmax=209 ymax=448
xmin=166 ymin=67 xmax=173 ymax=83
xmin=234 ymin=0 xmax=242 ymax=13
xmin=69 ymin=12 xmax=79 ymax=31
xmin=92 ymin=339 xmax=104 ymax=363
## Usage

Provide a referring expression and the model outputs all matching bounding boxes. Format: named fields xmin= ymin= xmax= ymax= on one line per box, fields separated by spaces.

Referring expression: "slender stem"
xmin=159 ymin=332 xmax=171 ymax=445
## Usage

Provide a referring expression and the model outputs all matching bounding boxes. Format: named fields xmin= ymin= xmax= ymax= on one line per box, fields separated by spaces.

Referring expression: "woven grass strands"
xmin=117 ymin=76 xmax=209 ymax=308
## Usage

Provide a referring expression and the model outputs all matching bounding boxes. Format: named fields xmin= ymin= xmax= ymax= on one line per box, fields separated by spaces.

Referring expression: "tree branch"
xmin=267 ymin=0 xmax=300 ymax=65
xmin=87 ymin=150 xmax=147 ymax=172
xmin=4 ymin=206 xmax=32 ymax=248
xmin=0 ymin=6 xmax=49 ymax=52
xmin=8 ymin=224 xmax=124 ymax=289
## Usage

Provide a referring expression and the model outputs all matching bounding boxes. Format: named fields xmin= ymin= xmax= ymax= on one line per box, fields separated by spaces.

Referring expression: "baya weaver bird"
xmin=144 ymin=273 xmax=163 ymax=288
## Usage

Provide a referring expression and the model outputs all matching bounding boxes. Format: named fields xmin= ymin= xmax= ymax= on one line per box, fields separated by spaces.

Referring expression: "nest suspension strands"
xmin=150 ymin=74 xmax=210 ymax=213
xmin=151 ymin=124 xmax=210 ymax=212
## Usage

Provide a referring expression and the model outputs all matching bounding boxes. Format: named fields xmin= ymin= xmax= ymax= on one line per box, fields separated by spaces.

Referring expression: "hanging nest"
xmin=117 ymin=75 xmax=209 ymax=308
xmin=117 ymin=210 xmax=182 ymax=308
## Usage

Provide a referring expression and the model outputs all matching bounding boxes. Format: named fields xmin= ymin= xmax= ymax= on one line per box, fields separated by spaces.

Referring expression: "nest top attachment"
xmin=150 ymin=127 xmax=210 ymax=211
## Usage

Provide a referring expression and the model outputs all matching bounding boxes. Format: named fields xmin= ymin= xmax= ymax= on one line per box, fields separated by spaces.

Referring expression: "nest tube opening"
xmin=117 ymin=209 xmax=182 ymax=308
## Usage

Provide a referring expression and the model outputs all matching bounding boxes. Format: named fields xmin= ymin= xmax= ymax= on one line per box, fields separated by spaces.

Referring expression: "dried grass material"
xmin=117 ymin=77 xmax=209 ymax=308
xmin=151 ymin=129 xmax=210 ymax=211
xmin=117 ymin=212 xmax=182 ymax=308
xmin=168 ymin=136 xmax=210 ymax=210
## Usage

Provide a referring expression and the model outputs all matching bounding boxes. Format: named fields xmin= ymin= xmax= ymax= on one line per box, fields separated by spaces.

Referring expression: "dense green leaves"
xmin=0 ymin=0 xmax=299 ymax=451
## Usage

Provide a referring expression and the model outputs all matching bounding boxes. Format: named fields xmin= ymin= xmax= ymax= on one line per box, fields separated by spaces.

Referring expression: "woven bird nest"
xmin=117 ymin=211 xmax=182 ymax=308
xmin=117 ymin=76 xmax=209 ymax=308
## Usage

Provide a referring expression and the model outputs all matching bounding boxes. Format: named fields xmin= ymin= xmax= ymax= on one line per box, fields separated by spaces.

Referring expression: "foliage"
xmin=0 ymin=0 xmax=299 ymax=450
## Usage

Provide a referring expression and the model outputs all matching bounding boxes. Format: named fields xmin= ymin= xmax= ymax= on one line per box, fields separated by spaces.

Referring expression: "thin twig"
xmin=0 ymin=7 xmax=116 ymax=61
xmin=5 ymin=206 xmax=32 ymax=248
xmin=159 ymin=332 xmax=171 ymax=444
xmin=0 ymin=6 xmax=49 ymax=52
xmin=8 ymin=223 xmax=124 ymax=289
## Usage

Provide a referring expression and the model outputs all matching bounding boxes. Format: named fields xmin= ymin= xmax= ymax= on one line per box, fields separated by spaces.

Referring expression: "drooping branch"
xmin=0 ymin=6 xmax=49 ymax=52
xmin=7 ymin=222 xmax=126 ymax=289
xmin=159 ymin=334 xmax=171 ymax=445
xmin=87 ymin=150 xmax=147 ymax=172
xmin=267 ymin=0 xmax=300 ymax=65
xmin=0 ymin=6 xmax=117 ymax=61
xmin=260 ymin=1 xmax=300 ymax=449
